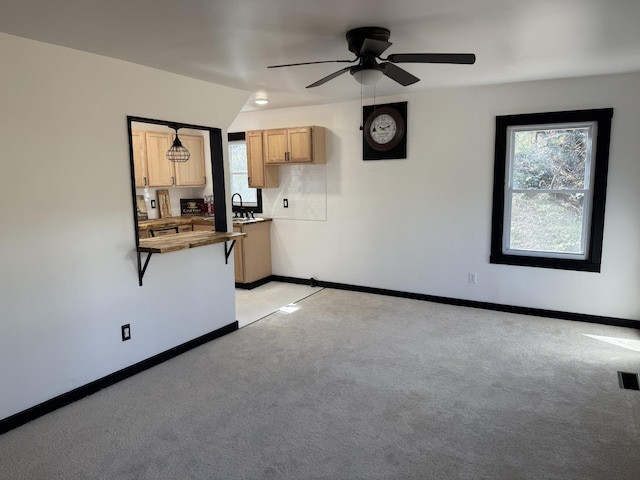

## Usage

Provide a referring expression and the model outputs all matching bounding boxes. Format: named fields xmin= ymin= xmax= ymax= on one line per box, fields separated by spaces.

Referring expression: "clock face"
xmin=363 ymin=105 xmax=406 ymax=153
xmin=370 ymin=114 xmax=397 ymax=145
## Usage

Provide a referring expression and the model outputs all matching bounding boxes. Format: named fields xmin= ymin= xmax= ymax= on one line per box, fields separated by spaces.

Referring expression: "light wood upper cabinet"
xmin=246 ymin=130 xmax=278 ymax=188
xmin=263 ymin=126 xmax=326 ymax=164
xmin=145 ymin=131 xmax=175 ymax=187
xmin=131 ymin=130 xmax=148 ymax=188
xmin=263 ymin=129 xmax=288 ymax=164
xmin=287 ymin=127 xmax=314 ymax=162
xmin=175 ymin=134 xmax=206 ymax=187
xmin=142 ymin=131 xmax=207 ymax=188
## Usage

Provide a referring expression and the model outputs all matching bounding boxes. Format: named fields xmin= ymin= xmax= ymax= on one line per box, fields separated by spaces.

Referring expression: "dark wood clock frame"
xmin=362 ymin=101 xmax=408 ymax=160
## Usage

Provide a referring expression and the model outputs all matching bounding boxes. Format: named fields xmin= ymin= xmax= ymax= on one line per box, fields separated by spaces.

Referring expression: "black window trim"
xmin=490 ymin=108 xmax=614 ymax=272
xmin=228 ymin=131 xmax=263 ymax=214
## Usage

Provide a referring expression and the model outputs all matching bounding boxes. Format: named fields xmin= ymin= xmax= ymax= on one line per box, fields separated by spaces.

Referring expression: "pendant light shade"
xmin=166 ymin=128 xmax=190 ymax=162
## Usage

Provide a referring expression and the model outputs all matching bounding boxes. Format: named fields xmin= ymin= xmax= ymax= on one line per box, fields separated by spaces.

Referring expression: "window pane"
xmin=512 ymin=128 xmax=590 ymax=190
xmin=229 ymin=143 xmax=248 ymax=173
xmin=509 ymin=192 xmax=585 ymax=254
xmin=228 ymin=140 xmax=259 ymax=207
xmin=230 ymin=174 xmax=257 ymax=204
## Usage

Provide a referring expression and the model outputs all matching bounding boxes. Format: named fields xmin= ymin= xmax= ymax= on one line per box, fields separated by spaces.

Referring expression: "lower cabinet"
xmin=139 ymin=221 xmax=192 ymax=240
xmin=234 ymin=221 xmax=272 ymax=284
xmin=192 ymin=224 xmax=215 ymax=232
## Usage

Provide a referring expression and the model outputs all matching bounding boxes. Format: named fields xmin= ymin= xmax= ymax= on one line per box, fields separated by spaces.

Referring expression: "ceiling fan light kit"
xmin=267 ymin=26 xmax=476 ymax=89
xmin=352 ymin=68 xmax=383 ymax=85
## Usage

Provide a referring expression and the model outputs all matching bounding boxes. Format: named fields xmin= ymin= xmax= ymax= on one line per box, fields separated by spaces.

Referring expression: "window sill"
xmin=490 ymin=253 xmax=601 ymax=272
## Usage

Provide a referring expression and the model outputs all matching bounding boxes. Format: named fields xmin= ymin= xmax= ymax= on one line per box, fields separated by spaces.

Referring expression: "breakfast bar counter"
xmin=138 ymin=231 xmax=245 ymax=254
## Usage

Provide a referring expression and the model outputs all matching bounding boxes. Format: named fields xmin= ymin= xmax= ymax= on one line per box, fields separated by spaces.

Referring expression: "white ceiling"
xmin=2 ymin=0 xmax=640 ymax=111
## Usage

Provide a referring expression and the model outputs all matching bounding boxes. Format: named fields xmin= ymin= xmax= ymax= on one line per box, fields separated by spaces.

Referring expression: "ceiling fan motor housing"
xmin=346 ymin=27 xmax=390 ymax=56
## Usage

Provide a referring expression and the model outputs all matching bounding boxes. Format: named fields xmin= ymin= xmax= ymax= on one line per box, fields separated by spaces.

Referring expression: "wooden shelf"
xmin=138 ymin=231 xmax=244 ymax=253
xmin=136 ymin=231 xmax=246 ymax=286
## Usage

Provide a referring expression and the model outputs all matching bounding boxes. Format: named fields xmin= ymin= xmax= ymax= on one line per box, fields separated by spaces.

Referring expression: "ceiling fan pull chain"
xmin=359 ymin=81 xmax=364 ymax=130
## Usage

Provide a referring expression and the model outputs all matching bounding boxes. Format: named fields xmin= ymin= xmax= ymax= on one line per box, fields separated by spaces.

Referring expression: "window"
xmin=490 ymin=108 xmax=613 ymax=272
xmin=228 ymin=132 xmax=262 ymax=213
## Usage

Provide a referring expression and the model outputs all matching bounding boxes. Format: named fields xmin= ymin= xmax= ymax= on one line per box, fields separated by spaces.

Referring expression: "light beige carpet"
xmin=1 ymin=288 xmax=639 ymax=479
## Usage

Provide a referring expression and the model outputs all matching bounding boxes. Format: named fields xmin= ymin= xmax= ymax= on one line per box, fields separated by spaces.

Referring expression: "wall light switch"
xmin=150 ymin=200 xmax=156 ymax=209
xmin=283 ymin=199 xmax=289 ymax=208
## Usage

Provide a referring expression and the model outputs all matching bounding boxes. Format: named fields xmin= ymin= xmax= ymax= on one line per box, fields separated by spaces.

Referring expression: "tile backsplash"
xmin=136 ymin=187 xmax=204 ymax=219
xmin=263 ymin=164 xmax=327 ymax=221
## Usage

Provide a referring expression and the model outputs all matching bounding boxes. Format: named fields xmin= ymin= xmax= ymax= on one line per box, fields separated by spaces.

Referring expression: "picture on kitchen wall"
xmin=157 ymin=189 xmax=172 ymax=218
xmin=136 ymin=195 xmax=148 ymax=220
xmin=362 ymin=101 xmax=407 ymax=160
xmin=180 ymin=198 xmax=205 ymax=216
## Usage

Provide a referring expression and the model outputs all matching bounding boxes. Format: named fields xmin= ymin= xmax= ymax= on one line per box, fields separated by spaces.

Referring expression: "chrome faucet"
xmin=231 ymin=193 xmax=244 ymax=218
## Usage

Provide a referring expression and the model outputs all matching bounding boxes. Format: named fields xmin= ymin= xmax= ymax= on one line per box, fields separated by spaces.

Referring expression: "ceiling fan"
xmin=268 ymin=26 xmax=476 ymax=88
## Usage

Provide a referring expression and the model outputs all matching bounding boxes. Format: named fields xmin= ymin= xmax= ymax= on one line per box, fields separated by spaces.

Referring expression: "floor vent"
xmin=618 ymin=371 xmax=640 ymax=391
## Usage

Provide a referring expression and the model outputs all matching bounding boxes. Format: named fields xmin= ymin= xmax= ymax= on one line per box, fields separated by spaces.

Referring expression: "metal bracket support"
xmin=137 ymin=251 xmax=153 ymax=286
xmin=224 ymin=240 xmax=236 ymax=264
xmin=137 ymin=237 xmax=238 ymax=286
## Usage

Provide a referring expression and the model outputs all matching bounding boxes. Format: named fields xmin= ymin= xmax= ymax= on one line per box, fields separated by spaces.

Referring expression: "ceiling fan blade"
xmin=306 ymin=65 xmax=354 ymax=88
xmin=268 ymin=59 xmax=356 ymax=68
xmin=387 ymin=53 xmax=476 ymax=64
xmin=360 ymin=38 xmax=392 ymax=57
xmin=379 ymin=62 xmax=420 ymax=86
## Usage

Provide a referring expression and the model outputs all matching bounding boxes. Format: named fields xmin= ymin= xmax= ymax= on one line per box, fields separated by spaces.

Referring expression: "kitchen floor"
xmin=235 ymin=281 xmax=323 ymax=328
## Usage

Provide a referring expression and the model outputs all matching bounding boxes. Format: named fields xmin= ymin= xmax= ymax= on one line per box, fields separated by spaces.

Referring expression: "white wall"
xmin=0 ymin=33 xmax=249 ymax=420
xmin=230 ymin=72 xmax=640 ymax=320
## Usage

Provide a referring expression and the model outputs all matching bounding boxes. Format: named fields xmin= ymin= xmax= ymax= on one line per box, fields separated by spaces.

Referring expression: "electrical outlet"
xmin=121 ymin=324 xmax=131 ymax=341
xmin=150 ymin=200 xmax=156 ymax=209
xmin=468 ymin=272 xmax=477 ymax=284
xmin=283 ymin=198 xmax=289 ymax=208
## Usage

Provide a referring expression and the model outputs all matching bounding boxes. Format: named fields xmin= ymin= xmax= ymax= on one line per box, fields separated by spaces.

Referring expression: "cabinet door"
xmin=132 ymin=130 xmax=148 ymax=188
xmin=175 ymin=135 xmax=206 ymax=187
xmin=146 ymin=132 xmax=175 ymax=187
xmin=287 ymin=127 xmax=313 ymax=163
xmin=263 ymin=129 xmax=288 ymax=164
xmin=233 ymin=225 xmax=244 ymax=283
xmin=247 ymin=130 xmax=279 ymax=188
xmin=242 ymin=221 xmax=272 ymax=283
xmin=246 ymin=130 xmax=265 ymax=187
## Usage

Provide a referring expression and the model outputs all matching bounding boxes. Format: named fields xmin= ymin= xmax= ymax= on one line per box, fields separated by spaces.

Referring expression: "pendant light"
xmin=166 ymin=127 xmax=190 ymax=162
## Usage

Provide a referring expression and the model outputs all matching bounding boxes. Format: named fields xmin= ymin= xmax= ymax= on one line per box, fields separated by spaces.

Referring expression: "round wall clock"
xmin=362 ymin=101 xmax=408 ymax=160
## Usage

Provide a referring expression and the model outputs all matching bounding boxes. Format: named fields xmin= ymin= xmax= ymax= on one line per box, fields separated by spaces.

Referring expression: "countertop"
xmin=139 ymin=216 xmax=271 ymax=230
xmin=230 ymin=217 xmax=272 ymax=226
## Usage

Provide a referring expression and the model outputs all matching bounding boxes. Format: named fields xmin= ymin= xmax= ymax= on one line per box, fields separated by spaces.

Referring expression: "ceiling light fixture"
xmin=166 ymin=127 xmax=190 ymax=162
xmin=254 ymin=97 xmax=269 ymax=105
xmin=352 ymin=68 xmax=384 ymax=85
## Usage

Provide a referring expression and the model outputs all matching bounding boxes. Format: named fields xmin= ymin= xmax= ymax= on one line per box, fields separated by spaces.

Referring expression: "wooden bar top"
xmin=139 ymin=216 xmax=271 ymax=230
xmin=138 ymin=231 xmax=245 ymax=254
